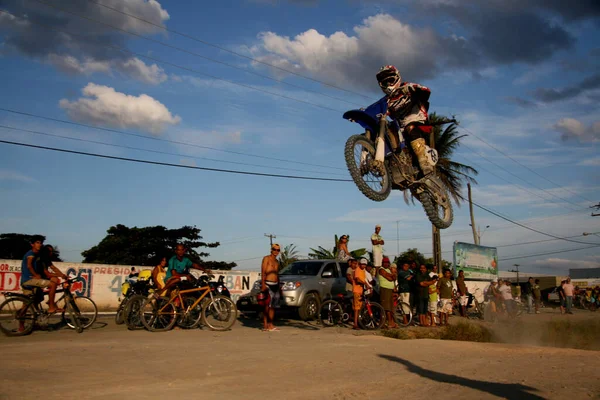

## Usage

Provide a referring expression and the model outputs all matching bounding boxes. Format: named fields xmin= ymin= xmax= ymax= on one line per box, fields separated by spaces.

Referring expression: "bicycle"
xmin=0 ymin=278 xmax=97 ymax=336
xmin=319 ymin=291 xmax=386 ymax=330
xmin=392 ymin=292 xmax=413 ymax=327
xmin=139 ymin=274 xmax=236 ymax=332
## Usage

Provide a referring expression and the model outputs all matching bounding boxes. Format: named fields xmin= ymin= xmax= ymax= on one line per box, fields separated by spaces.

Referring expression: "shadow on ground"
xmin=237 ymin=314 xmax=320 ymax=331
xmin=378 ymin=354 xmax=544 ymax=400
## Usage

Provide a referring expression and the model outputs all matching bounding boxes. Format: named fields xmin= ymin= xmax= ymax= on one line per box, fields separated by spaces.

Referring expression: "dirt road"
xmin=1 ymin=314 xmax=599 ymax=400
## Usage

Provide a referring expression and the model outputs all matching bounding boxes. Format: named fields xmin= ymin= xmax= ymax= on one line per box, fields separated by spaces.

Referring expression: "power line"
xmin=499 ymin=245 xmax=600 ymax=262
xmin=2 ymin=129 xmax=596 ymax=248
xmin=0 ymin=124 xmax=349 ymax=177
xmin=457 ymin=125 xmax=595 ymax=204
xmin=30 ymin=0 xmax=363 ymax=108
xmin=457 ymin=141 xmax=584 ymax=212
xmin=0 ymin=8 xmax=343 ymax=114
xmin=0 ymin=138 xmax=353 ymax=182
xmin=456 ymin=151 xmax=581 ymax=213
xmin=83 ymin=0 xmax=376 ymax=101
xmin=0 ymin=107 xmax=346 ymax=171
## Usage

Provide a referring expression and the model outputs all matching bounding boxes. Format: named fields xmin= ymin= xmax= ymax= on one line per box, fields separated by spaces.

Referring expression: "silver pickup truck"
xmin=236 ymin=259 xmax=349 ymax=320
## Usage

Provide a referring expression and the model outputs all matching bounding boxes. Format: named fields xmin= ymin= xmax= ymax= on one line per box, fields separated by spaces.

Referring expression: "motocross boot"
xmin=410 ymin=138 xmax=434 ymax=175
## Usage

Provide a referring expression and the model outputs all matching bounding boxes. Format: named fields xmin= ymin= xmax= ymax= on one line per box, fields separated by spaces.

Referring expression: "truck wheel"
xmin=298 ymin=293 xmax=320 ymax=321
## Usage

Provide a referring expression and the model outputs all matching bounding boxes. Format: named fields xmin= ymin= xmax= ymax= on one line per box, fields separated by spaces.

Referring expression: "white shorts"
xmin=428 ymin=301 xmax=438 ymax=313
xmin=373 ymin=251 xmax=383 ymax=267
xmin=459 ymin=295 xmax=468 ymax=307
xmin=398 ymin=292 xmax=410 ymax=305
xmin=402 ymin=104 xmax=428 ymax=126
xmin=439 ymin=299 xmax=452 ymax=314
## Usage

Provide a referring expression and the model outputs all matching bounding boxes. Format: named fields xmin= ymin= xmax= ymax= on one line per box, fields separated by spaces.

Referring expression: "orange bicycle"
xmin=139 ymin=275 xmax=236 ymax=332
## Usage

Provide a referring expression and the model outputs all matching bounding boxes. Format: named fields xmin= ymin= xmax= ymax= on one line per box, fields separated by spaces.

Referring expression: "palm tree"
xmin=279 ymin=243 xmax=300 ymax=271
xmin=308 ymin=235 xmax=367 ymax=260
xmin=404 ymin=112 xmax=478 ymax=205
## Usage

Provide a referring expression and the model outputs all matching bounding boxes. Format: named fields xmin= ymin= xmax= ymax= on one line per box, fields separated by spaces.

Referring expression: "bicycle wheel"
xmin=140 ymin=296 xmax=177 ymax=332
xmin=394 ymin=301 xmax=413 ymax=327
xmin=65 ymin=297 xmax=83 ymax=333
xmin=115 ymin=299 xmax=126 ymax=325
xmin=319 ymin=300 xmax=343 ymax=327
xmin=63 ymin=296 xmax=97 ymax=329
xmin=124 ymin=295 xmax=145 ymax=330
xmin=359 ymin=302 xmax=385 ymax=330
xmin=201 ymin=295 xmax=237 ymax=331
xmin=177 ymin=296 xmax=202 ymax=329
xmin=0 ymin=297 xmax=36 ymax=336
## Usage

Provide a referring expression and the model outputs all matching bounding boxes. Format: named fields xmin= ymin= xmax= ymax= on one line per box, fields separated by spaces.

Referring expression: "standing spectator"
xmin=337 ymin=235 xmax=351 ymax=262
xmin=409 ymin=260 xmax=418 ymax=309
xmin=364 ymin=262 xmax=379 ymax=298
xmin=437 ymin=269 xmax=453 ymax=326
xmin=397 ymin=263 xmax=413 ymax=325
xmin=428 ymin=271 xmax=439 ymax=327
xmin=456 ymin=270 xmax=471 ymax=317
xmin=558 ymin=280 xmax=566 ymax=314
xmin=484 ymin=279 xmax=500 ymax=315
xmin=533 ymin=279 xmax=542 ymax=314
xmin=345 ymin=258 xmax=354 ymax=294
xmin=378 ymin=256 xmax=398 ymax=328
xmin=498 ymin=279 xmax=514 ymax=316
xmin=352 ymin=258 xmax=367 ymax=330
xmin=415 ymin=264 xmax=435 ymax=327
xmin=524 ymin=277 xmax=534 ymax=314
xmin=371 ymin=225 xmax=384 ymax=268
xmin=562 ymin=278 xmax=575 ymax=315
xmin=261 ymin=244 xmax=282 ymax=331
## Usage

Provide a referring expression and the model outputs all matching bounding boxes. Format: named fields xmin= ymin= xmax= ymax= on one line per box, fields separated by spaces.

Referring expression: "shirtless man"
xmin=261 ymin=243 xmax=281 ymax=332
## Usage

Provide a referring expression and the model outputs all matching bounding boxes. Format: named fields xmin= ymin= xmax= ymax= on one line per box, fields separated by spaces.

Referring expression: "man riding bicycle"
xmin=160 ymin=244 xmax=212 ymax=295
xmin=21 ymin=236 xmax=63 ymax=313
xmin=376 ymin=65 xmax=434 ymax=175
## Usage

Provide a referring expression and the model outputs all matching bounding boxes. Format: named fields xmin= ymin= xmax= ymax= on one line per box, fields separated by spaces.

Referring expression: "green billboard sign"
xmin=453 ymin=241 xmax=498 ymax=281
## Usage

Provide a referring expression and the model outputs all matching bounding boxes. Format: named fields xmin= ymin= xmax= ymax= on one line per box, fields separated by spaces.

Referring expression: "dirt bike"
xmin=343 ymin=97 xmax=454 ymax=229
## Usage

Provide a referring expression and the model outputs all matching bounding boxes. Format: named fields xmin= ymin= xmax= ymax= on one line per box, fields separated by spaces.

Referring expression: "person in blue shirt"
xmin=21 ymin=236 xmax=62 ymax=313
xmin=159 ymin=244 xmax=211 ymax=295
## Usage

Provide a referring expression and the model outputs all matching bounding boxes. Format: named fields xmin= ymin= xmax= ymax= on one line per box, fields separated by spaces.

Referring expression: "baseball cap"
xmin=375 ymin=224 xmax=381 ymax=228
xmin=360 ymin=258 xmax=368 ymax=265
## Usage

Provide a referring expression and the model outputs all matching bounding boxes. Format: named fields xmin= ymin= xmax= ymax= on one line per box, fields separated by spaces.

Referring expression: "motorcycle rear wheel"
xmin=344 ymin=134 xmax=391 ymax=202
xmin=415 ymin=176 xmax=453 ymax=229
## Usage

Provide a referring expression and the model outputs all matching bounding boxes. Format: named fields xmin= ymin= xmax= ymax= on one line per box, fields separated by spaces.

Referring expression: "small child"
xmin=428 ymin=273 xmax=439 ymax=327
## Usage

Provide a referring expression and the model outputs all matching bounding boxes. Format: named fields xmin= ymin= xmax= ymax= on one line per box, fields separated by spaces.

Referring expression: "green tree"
xmin=0 ymin=233 xmax=62 ymax=261
xmin=279 ymin=244 xmax=300 ymax=271
xmin=404 ymin=113 xmax=478 ymax=205
xmin=81 ymin=224 xmax=236 ymax=269
xmin=308 ymin=235 xmax=367 ymax=260
xmin=394 ymin=248 xmax=426 ymax=268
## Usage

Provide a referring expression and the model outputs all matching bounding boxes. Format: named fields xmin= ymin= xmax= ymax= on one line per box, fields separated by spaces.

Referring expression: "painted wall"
xmin=0 ymin=260 xmax=260 ymax=310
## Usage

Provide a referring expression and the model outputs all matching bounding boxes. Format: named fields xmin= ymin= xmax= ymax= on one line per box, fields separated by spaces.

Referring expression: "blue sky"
xmin=0 ymin=0 xmax=599 ymax=274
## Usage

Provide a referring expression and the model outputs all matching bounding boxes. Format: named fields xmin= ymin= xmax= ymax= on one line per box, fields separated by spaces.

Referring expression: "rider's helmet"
xmin=376 ymin=65 xmax=402 ymax=96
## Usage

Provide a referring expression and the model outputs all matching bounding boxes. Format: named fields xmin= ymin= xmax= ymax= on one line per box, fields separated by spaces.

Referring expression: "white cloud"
xmin=579 ymin=157 xmax=600 ymax=167
xmin=252 ymin=14 xmax=447 ymax=90
xmin=59 ymin=83 xmax=181 ymax=134
xmin=46 ymin=54 xmax=167 ymax=85
xmin=471 ymin=184 xmax=588 ymax=208
xmin=0 ymin=169 xmax=36 ymax=183
xmin=533 ymin=257 xmax=600 ymax=270
xmin=554 ymin=117 xmax=600 ymax=143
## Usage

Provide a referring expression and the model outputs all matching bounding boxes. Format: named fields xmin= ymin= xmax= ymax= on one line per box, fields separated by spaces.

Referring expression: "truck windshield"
xmin=280 ymin=261 xmax=323 ymax=276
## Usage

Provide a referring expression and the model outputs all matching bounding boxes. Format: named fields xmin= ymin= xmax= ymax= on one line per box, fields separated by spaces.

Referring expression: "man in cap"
xmin=261 ymin=243 xmax=282 ymax=331
xmin=371 ymin=225 xmax=385 ymax=269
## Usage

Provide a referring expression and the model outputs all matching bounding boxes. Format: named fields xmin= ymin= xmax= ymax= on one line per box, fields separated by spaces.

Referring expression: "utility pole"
xmin=396 ymin=220 xmax=400 ymax=258
xmin=264 ymin=233 xmax=276 ymax=247
xmin=468 ymin=183 xmax=479 ymax=245
xmin=509 ymin=263 xmax=520 ymax=284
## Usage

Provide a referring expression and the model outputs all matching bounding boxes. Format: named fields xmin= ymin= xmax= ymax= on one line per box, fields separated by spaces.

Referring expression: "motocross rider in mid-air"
xmin=376 ymin=65 xmax=434 ymax=175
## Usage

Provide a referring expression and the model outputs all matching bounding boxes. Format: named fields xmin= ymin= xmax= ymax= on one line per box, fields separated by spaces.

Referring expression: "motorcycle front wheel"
xmin=414 ymin=175 xmax=454 ymax=229
xmin=344 ymin=134 xmax=391 ymax=202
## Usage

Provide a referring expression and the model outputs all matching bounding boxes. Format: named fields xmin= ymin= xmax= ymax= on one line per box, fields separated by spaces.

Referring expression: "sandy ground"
xmin=0 ymin=308 xmax=599 ymax=400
